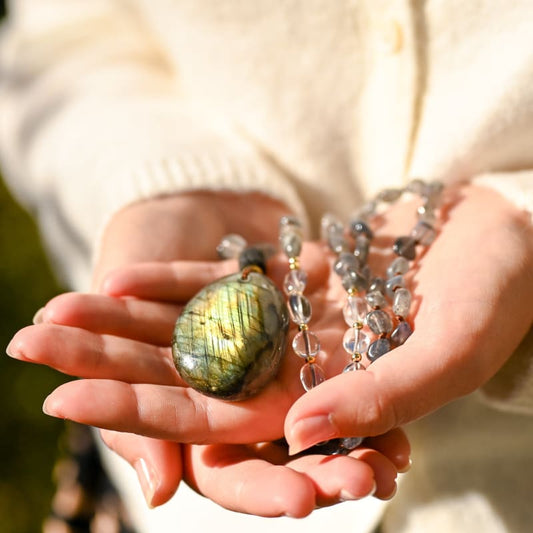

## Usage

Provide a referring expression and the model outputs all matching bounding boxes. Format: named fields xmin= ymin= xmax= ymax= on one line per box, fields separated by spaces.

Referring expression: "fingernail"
xmin=287 ymin=414 xmax=337 ymax=455
xmin=382 ymin=483 xmax=397 ymax=501
xmin=42 ymin=396 xmax=65 ymax=418
xmin=135 ymin=458 xmax=159 ymax=508
xmin=398 ymin=458 xmax=412 ymax=473
xmin=340 ymin=480 xmax=377 ymax=501
xmin=32 ymin=307 xmax=45 ymax=324
xmin=6 ymin=339 xmax=22 ymax=360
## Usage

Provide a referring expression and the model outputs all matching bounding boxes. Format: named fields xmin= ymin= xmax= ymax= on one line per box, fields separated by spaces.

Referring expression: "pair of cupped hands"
xmin=7 ymin=185 xmax=533 ymax=518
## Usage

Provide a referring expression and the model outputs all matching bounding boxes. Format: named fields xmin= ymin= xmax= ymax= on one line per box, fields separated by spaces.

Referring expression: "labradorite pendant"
xmin=172 ymin=271 xmax=289 ymax=401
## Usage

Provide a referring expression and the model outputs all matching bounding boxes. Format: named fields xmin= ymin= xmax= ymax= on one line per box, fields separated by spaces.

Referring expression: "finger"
xmin=184 ymin=444 xmax=316 ymax=517
xmin=41 ymin=292 xmax=179 ymax=346
xmin=8 ymin=324 xmax=181 ymax=385
xmin=284 ymin=335 xmax=461 ymax=454
xmin=102 ymin=261 xmax=235 ymax=301
xmin=100 ymin=430 xmax=181 ymax=507
xmin=363 ymin=428 xmax=411 ymax=473
xmin=42 ymin=378 xmax=293 ymax=443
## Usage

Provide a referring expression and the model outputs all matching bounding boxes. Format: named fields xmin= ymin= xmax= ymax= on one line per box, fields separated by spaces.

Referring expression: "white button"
xmin=379 ymin=18 xmax=403 ymax=54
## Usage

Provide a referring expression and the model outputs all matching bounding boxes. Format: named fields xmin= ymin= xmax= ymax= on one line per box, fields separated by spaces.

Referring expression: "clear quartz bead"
xmin=366 ymin=309 xmax=393 ymax=335
xmin=292 ymin=329 xmax=320 ymax=358
xmin=343 ymin=295 xmax=368 ymax=326
xmin=366 ymin=290 xmax=387 ymax=309
xmin=340 ymin=437 xmax=364 ymax=450
xmin=342 ymin=327 xmax=369 ymax=354
xmin=385 ymin=275 xmax=405 ymax=297
xmin=411 ymin=220 xmax=436 ymax=246
xmin=283 ymin=269 xmax=307 ymax=295
xmin=216 ymin=234 xmax=247 ymax=259
xmin=280 ymin=231 xmax=302 ymax=258
xmin=392 ymin=288 xmax=412 ymax=318
xmin=334 ymin=253 xmax=360 ymax=277
xmin=288 ymin=293 xmax=312 ymax=324
xmin=343 ymin=361 xmax=366 ymax=373
xmin=387 ymin=257 xmax=409 ymax=278
xmin=391 ymin=320 xmax=412 ymax=345
xmin=300 ymin=362 xmax=326 ymax=391
xmin=279 ymin=215 xmax=302 ymax=231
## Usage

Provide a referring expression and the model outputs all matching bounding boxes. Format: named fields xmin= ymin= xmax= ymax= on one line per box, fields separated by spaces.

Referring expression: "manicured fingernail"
xmin=340 ymin=481 xmax=377 ymax=501
xmin=135 ymin=458 xmax=159 ymax=508
xmin=287 ymin=414 xmax=337 ymax=455
xmin=6 ymin=339 xmax=21 ymax=359
xmin=32 ymin=307 xmax=45 ymax=324
xmin=398 ymin=458 xmax=412 ymax=473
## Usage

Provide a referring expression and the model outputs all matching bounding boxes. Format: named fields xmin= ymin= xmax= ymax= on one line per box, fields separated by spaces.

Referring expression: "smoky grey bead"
xmin=411 ymin=220 xmax=436 ymax=246
xmin=369 ymin=277 xmax=386 ymax=293
xmin=334 ymin=252 xmax=360 ymax=277
xmin=366 ymin=309 xmax=393 ymax=335
xmin=279 ymin=215 xmax=302 ymax=231
xmin=392 ymin=288 xmax=412 ymax=318
xmin=349 ymin=219 xmax=374 ymax=240
xmin=387 ymin=257 xmax=409 ymax=278
xmin=377 ymin=188 xmax=403 ymax=203
xmin=366 ymin=290 xmax=387 ymax=309
xmin=391 ymin=321 xmax=412 ymax=346
xmin=385 ymin=275 xmax=405 ymax=298
xmin=405 ymin=178 xmax=426 ymax=195
xmin=328 ymin=234 xmax=350 ymax=254
xmin=367 ymin=338 xmax=391 ymax=362
xmin=393 ymin=236 xmax=417 ymax=260
xmin=354 ymin=235 xmax=370 ymax=264
xmin=280 ymin=231 xmax=302 ymax=258
xmin=342 ymin=270 xmax=369 ymax=293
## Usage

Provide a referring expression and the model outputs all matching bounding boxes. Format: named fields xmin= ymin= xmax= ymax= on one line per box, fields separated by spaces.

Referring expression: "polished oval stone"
xmin=173 ymin=272 xmax=289 ymax=400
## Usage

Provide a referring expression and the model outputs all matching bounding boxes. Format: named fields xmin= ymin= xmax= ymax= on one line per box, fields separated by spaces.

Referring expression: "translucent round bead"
xmin=349 ymin=219 xmax=374 ymax=240
xmin=283 ymin=269 xmax=307 ymax=295
xmin=392 ymin=288 xmax=412 ymax=318
xmin=385 ymin=275 xmax=405 ymax=298
xmin=343 ymin=295 xmax=368 ymax=326
xmin=391 ymin=320 xmax=412 ymax=346
xmin=216 ymin=234 xmax=247 ymax=259
xmin=320 ymin=213 xmax=343 ymax=240
xmin=392 ymin=236 xmax=417 ymax=260
xmin=340 ymin=437 xmax=364 ymax=451
xmin=343 ymin=361 xmax=366 ymax=373
xmin=405 ymin=178 xmax=426 ymax=195
xmin=366 ymin=309 xmax=393 ymax=335
xmin=288 ymin=293 xmax=312 ymax=324
xmin=300 ymin=362 xmax=326 ymax=391
xmin=292 ymin=329 xmax=320 ymax=358
xmin=367 ymin=338 xmax=391 ymax=362
xmin=280 ymin=231 xmax=302 ymax=258
xmin=342 ymin=270 xmax=368 ymax=293
xmin=411 ymin=220 xmax=436 ymax=246
xmin=334 ymin=252 xmax=360 ymax=277
xmin=342 ymin=327 xmax=370 ymax=354
xmin=366 ymin=290 xmax=387 ymax=309
xmin=387 ymin=257 xmax=409 ymax=278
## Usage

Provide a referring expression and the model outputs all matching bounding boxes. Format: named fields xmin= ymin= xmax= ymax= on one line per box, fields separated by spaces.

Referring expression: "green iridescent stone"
xmin=172 ymin=271 xmax=289 ymax=401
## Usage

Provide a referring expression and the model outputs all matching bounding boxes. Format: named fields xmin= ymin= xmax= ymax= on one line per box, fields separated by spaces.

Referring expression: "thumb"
xmin=284 ymin=333 xmax=481 ymax=455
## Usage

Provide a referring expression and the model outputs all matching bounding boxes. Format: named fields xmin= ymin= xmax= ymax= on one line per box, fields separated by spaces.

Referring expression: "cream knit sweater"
xmin=1 ymin=1 xmax=532 ymax=532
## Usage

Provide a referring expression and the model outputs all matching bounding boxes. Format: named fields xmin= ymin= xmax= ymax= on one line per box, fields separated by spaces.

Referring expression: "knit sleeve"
xmin=471 ymin=171 xmax=533 ymax=414
xmin=0 ymin=1 xmax=306 ymax=289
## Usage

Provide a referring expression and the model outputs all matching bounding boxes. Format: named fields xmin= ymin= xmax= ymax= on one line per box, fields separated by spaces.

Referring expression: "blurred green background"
xmin=0 ymin=174 xmax=67 ymax=533
xmin=0 ymin=2 xmax=69 ymax=532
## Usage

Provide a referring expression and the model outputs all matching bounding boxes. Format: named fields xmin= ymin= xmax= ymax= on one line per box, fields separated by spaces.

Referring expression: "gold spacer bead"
xmin=351 ymin=352 xmax=362 ymax=362
xmin=347 ymin=288 xmax=358 ymax=296
xmin=298 ymin=323 xmax=309 ymax=331
xmin=353 ymin=321 xmax=363 ymax=330
xmin=305 ymin=356 xmax=316 ymax=364
xmin=289 ymin=257 xmax=300 ymax=270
